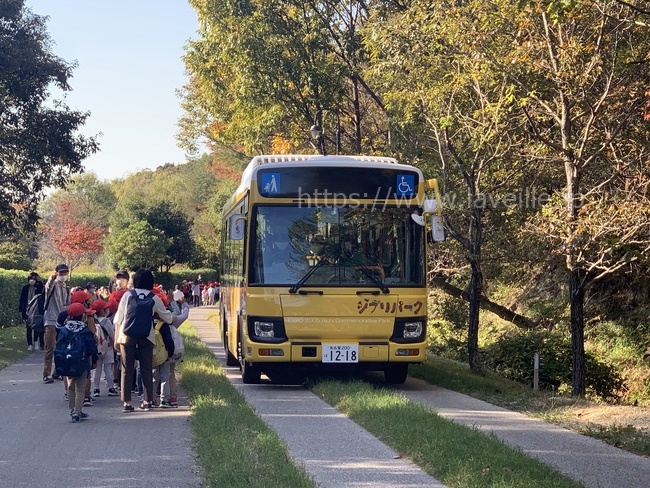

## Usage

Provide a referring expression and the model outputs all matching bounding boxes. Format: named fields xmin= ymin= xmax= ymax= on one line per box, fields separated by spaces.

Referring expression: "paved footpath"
xmin=399 ymin=379 xmax=650 ymax=488
xmin=191 ymin=306 xmax=445 ymax=488
xmin=0 ymin=347 xmax=199 ymax=488
xmin=191 ymin=306 xmax=650 ymax=488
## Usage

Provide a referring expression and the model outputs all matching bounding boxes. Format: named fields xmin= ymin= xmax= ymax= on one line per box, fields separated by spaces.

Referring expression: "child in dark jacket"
xmin=57 ymin=303 xmax=98 ymax=422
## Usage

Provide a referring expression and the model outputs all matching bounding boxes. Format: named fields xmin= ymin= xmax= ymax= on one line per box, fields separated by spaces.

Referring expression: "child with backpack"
xmin=113 ymin=269 xmax=173 ymax=413
xmin=54 ymin=302 xmax=98 ymax=423
xmin=90 ymin=300 xmax=117 ymax=397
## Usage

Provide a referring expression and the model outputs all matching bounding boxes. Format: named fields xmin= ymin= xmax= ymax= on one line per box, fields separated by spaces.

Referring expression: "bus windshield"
xmin=249 ymin=206 xmax=424 ymax=287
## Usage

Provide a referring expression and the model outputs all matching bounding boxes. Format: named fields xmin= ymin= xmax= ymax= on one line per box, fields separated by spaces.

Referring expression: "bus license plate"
xmin=322 ymin=344 xmax=359 ymax=363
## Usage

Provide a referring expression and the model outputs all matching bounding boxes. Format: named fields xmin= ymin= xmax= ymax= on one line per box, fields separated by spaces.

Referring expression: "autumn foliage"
xmin=206 ymin=159 xmax=241 ymax=183
xmin=46 ymin=201 xmax=108 ymax=268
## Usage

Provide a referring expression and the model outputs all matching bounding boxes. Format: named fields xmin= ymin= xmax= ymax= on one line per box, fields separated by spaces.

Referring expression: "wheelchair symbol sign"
xmin=261 ymin=173 xmax=280 ymax=194
xmin=396 ymin=174 xmax=415 ymax=196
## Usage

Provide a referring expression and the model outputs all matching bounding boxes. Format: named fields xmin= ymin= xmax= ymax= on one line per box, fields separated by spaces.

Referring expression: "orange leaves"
xmin=270 ymin=134 xmax=297 ymax=154
xmin=206 ymin=159 xmax=241 ymax=183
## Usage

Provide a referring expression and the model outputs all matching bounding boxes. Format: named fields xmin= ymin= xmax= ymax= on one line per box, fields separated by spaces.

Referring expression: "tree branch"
xmin=430 ymin=278 xmax=539 ymax=329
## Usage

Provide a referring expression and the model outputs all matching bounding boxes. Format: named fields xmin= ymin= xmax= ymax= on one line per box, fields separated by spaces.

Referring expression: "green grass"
xmin=311 ymin=379 xmax=583 ymax=488
xmin=0 ymin=325 xmax=30 ymax=371
xmin=178 ymin=322 xmax=316 ymax=488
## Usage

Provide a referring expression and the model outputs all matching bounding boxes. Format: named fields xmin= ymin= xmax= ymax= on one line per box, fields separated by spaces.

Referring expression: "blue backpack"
xmin=122 ymin=290 xmax=155 ymax=338
xmin=54 ymin=328 xmax=87 ymax=378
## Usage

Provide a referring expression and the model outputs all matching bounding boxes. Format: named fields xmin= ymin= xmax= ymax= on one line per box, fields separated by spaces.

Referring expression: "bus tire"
xmin=224 ymin=327 xmax=239 ymax=367
xmin=241 ymin=359 xmax=261 ymax=384
xmin=238 ymin=330 xmax=261 ymax=384
xmin=384 ymin=363 xmax=409 ymax=384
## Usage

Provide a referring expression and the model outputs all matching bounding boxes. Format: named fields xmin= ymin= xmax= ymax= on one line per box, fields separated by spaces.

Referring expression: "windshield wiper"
xmin=345 ymin=255 xmax=390 ymax=294
xmin=288 ymin=247 xmax=337 ymax=294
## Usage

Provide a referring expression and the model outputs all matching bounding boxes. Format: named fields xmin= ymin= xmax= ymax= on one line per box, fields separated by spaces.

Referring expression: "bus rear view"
xmin=220 ymin=155 xmax=444 ymax=384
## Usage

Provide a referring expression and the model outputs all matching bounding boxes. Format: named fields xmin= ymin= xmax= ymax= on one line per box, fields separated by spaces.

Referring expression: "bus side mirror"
xmin=229 ymin=214 xmax=246 ymax=240
xmin=431 ymin=215 xmax=445 ymax=242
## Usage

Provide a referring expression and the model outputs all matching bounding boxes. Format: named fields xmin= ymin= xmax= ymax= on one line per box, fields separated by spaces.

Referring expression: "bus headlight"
xmin=247 ymin=316 xmax=287 ymax=343
xmin=254 ymin=321 xmax=275 ymax=338
xmin=403 ymin=321 xmax=423 ymax=339
xmin=391 ymin=317 xmax=426 ymax=343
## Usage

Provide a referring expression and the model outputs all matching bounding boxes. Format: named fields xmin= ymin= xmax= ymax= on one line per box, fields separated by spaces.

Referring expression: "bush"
xmin=0 ymin=269 xmax=31 ymax=327
xmin=0 ymin=268 xmax=219 ymax=328
xmin=481 ymin=330 xmax=626 ymax=400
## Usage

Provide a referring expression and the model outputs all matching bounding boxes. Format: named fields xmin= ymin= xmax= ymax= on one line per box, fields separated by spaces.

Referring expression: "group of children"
xmin=178 ymin=279 xmax=219 ymax=307
xmin=53 ymin=274 xmax=190 ymax=423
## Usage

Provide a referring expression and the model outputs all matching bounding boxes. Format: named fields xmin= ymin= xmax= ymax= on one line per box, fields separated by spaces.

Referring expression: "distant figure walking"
xmin=191 ymin=280 xmax=201 ymax=307
xmin=19 ymin=272 xmax=45 ymax=350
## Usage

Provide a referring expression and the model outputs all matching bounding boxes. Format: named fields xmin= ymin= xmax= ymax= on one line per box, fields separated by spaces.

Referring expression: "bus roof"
xmin=224 ymin=154 xmax=423 ymax=213
xmin=240 ymin=154 xmax=402 ymax=187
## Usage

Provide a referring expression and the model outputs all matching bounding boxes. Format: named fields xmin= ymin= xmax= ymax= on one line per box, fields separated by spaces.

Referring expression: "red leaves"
xmin=46 ymin=200 xmax=108 ymax=266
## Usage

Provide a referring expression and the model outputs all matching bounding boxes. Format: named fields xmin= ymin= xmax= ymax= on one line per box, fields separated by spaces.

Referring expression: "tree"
xmin=37 ymin=173 xmax=115 ymax=268
xmin=180 ymin=0 xmax=395 ymax=155
xmin=365 ymin=0 xmax=532 ymax=374
xmin=0 ymin=0 xmax=98 ymax=234
xmin=46 ymin=203 xmax=108 ymax=270
xmin=103 ymin=221 xmax=171 ymax=271
xmin=506 ymin=0 xmax=650 ymax=395
xmin=142 ymin=205 xmax=195 ymax=272
xmin=0 ymin=240 xmax=32 ymax=270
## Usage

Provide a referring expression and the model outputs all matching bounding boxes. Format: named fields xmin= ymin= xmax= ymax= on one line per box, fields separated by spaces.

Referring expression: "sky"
xmin=25 ymin=0 xmax=200 ymax=182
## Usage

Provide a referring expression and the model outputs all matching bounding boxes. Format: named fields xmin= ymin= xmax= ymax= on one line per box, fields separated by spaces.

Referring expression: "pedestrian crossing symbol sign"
xmin=261 ymin=173 xmax=280 ymax=194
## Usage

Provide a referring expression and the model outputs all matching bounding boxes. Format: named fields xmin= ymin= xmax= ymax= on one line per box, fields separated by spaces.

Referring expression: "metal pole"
xmin=336 ymin=111 xmax=341 ymax=155
xmin=319 ymin=135 xmax=326 ymax=156
xmin=533 ymin=352 xmax=539 ymax=391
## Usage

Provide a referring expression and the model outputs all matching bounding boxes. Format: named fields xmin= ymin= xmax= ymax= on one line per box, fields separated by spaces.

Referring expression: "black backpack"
xmin=122 ymin=290 xmax=155 ymax=338
xmin=54 ymin=328 xmax=87 ymax=378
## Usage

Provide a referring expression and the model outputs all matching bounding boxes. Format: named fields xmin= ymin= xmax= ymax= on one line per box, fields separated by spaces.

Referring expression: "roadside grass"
xmin=178 ymin=322 xmax=316 ymax=488
xmin=411 ymin=355 xmax=650 ymax=457
xmin=0 ymin=326 xmax=29 ymax=371
xmin=311 ymin=379 xmax=583 ymax=488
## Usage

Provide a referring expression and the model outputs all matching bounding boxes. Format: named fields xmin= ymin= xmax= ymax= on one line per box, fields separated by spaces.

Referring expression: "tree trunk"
xmin=352 ymin=75 xmax=362 ymax=154
xmin=467 ymin=261 xmax=484 ymax=375
xmin=467 ymin=206 xmax=484 ymax=375
xmin=569 ymin=268 xmax=586 ymax=396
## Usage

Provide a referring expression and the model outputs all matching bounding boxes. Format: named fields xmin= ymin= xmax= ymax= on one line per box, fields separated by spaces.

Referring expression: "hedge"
xmin=0 ymin=268 xmax=219 ymax=328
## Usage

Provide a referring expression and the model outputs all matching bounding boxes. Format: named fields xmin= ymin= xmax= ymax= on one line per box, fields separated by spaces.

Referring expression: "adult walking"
xmin=18 ymin=272 xmax=45 ymax=351
xmin=113 ymin=268 xmax=173 ymax=412
xmin=191 ymin=280 xmax=201 ymax=307
xmin=42 ymin=264 xmax=71 ymax=383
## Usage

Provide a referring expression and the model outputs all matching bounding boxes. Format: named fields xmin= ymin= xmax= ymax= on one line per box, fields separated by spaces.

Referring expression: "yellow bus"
xmin=220 ymin=154 xmax=444 ymax=384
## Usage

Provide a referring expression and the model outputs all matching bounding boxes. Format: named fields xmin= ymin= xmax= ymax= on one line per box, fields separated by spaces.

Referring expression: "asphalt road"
xmin=0 ymin=347 xmax=199 ymax=488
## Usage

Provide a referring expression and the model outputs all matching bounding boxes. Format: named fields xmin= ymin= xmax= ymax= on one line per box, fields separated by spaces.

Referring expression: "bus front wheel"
xmin=224 ymin=327 xmax=239 ymax=367
xmin=384 ymin=363 xmax=409 ymax=384
xmin=238 ymin=332 xmax=261 ymax=384
xmin=241 ymin=358 xmax=261 ymax=384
